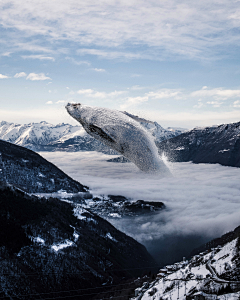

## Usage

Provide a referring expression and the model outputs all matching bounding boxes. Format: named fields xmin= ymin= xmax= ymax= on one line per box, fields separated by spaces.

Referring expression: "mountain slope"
xmin=157 ymin=121 xmax=240 ymax=167
xmin=132 ymin=225 xmax=240 ymax=300
xmin=0 ymin=140 xmax=87 ymax=193
xmin=0 ymin=182 xmax=157 ymax=299
xmin=0 ymin=120 xmax=185 ymax=153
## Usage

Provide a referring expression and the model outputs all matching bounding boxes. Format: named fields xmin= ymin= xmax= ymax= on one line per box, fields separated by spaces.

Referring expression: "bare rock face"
xmin=66 ymin=103 xmax=170 ymax=174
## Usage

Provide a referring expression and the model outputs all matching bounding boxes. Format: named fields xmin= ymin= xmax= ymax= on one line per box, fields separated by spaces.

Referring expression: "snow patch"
xmin=51 ymin=240 xmax=74 ymax=252
xmin=219 ymin=149 xmax=230 ymax=153
xmin=33 ymin=237 xmax=45 ymax=244
xmin=105 ymin=233 xmax=118 ymax=242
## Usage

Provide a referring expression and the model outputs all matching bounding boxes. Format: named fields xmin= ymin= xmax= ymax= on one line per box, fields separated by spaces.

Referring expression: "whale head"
xmin=66 ymin=103 xmax=82 ymax=119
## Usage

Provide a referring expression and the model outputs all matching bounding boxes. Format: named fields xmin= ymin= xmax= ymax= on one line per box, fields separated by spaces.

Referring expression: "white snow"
xmin=219 ymin=149 xmax=230 ymax=153
xmin=51 ymin=240 xmax=74 ymax=252
xmin=108 ymin=213 xmax=121 ymax=218
xmin=105 ymin=233 xmax=117 ymax=242
xmin=211 ymin=238 xmax=237 ymax=275
xmin=73 ymin=206 xmax=89 ymax=220
xmin=73 ymin=232 xmax=79 ymax=242
xmin=175 ymin=146 xmax=185 ymax=150
xmin=133 ymin=237 xmax=240 ymax=300
xmin=33 ymin=237 xmax=45 ymax=244
xmin=73 ymin=205 xmax=97 ymax=224
xmin=0 ymin=121 xmax=81 ymax=146
xmin=218 ymin=292 xmax=240 ymax=299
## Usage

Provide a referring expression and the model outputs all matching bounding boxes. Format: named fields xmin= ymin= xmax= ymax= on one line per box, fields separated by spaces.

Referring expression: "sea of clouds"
xmin=40 ymin=151 xmax=240 ymax=264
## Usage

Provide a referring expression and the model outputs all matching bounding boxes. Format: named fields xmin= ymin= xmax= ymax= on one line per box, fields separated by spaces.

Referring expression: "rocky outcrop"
xmin=86 ymin=195 xmax=165 ymax=218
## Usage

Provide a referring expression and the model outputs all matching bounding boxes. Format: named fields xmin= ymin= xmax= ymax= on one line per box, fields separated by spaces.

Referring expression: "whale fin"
xmin=121 ymin=111 xmax=154 ymax=124
xmin=88 ymin=124 xmax=115 ymax=144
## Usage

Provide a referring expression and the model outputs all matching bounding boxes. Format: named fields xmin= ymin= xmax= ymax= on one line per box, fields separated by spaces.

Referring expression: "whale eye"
xmin=88 ymin=124 xmax=115 ymax=144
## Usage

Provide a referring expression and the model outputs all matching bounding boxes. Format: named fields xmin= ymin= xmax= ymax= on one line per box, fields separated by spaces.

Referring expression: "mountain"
xmin=0 ymin=182 xmax=157 ymax=299
xmin=0 ymin=120 xmax=185 ymax=153
xmin=131 ymin=225 xmax=240 ymax=300
xmin=0 ymin=140 xmax=87 ymax=193
xmin=157 ymin=121 xmax=240 ymax=167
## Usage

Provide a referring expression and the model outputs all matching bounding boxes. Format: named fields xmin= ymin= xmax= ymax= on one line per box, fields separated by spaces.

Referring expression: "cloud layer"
xmin=1 ymin=0 xmax=240 ymax=60
xmin=40 ymin=151 xmax=240 ymax=245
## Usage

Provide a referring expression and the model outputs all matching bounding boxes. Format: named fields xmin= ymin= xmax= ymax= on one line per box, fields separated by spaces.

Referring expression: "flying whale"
xmin=65 ymin=103 xmax=170 ymax=173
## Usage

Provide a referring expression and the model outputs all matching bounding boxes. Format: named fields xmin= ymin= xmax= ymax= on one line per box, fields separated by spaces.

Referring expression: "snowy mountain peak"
xmin=0 ymin=118 xmax=185 ymax=152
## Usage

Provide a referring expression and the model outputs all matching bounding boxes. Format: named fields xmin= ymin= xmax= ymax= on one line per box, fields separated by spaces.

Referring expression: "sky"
xmin=39 ymin=151 xmax=240 ymax=263
xmin=1 ymin=0 xmax=240 ymax=128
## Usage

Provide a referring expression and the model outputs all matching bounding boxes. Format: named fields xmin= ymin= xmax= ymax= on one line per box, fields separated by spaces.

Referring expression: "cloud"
xmin=92 ymin=68 xmax=106 ymax=72
xmin=1 ymin=52 xmax=11 ymax=57
xmin=191 ymin=87 xmax=240 ymax=100
xmin=77 ymin=88 xmax=126 ymax=99
xmin=0 ymin=74 xmax=9 ymax=79
xmin=26 ymin=73 xmax=51 ymax=81
xmin=65 ymin=57 xmax=90 ymax=66
xmin=0 ymin=107 xmax=72 ymax=125
xmin=131 ymin=74 xmax=142 ymax=78
xmin=233 ymin=100 xmax=240 ymax=108
xmin=120 ymin=88 xmax=182 ymax=109
xmin=77 ymin=49 xmax=147 ymax=60
xmin=136 ymin=108 xmax=240 ymax=128
xmin=46 ymin=101 xmax=53 ymax=104
xmin=130 ymin=85 xmax=145 ymax=91
xmin=77 ymin=89 xmax=94 ymax=95
xmin=14 ymin=72 xmax=27 ymax=78
xmin=1 ymin=1 xmax=240 ymax=60
xmin=147 ymin=89 xmax=182 ymax=99
xmin=56 ymin=100 xmax=66 ymax=104
xmin=40 ymin=151 xmax=240 ymax=261
xmin=193 ymin=99 xmax=204 ymax=109
xmin=22 ymin=55 xmax=55 ymax=61
xmin=120 ymin=96 xmax=149 ymax=109
xmin=207 ymin=100 xmax=223 ymax=107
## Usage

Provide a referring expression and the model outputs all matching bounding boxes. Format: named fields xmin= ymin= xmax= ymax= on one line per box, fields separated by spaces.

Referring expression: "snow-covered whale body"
xmin=66 ymin=103 xmax=170 ymax=173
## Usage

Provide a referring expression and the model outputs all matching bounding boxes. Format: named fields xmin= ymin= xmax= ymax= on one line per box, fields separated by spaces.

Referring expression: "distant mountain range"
xmin=0 ymin=120 xmax=187 ymax=153
xmin=157 ymin=121 xmax=240 ymax=167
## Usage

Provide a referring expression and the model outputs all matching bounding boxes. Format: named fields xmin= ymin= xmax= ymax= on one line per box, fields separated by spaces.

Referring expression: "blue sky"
xmin=1 ymin=0 xmax=240 ymax=128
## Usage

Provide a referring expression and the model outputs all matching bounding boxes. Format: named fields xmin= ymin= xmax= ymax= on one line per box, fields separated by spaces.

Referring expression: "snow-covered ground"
xmin=39 ymin=151 xmax=240 ymax=262
xmin=133 ymin=238 xmax=240 ymax=300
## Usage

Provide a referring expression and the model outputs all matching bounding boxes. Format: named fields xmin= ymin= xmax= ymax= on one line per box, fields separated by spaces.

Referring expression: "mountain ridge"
xmin=0 ymin=119 xmax=186 ymax=153
xmin=0 ymin=139 xmax=87 ymax=193
xmin=157 ymin=120 xmax=240 ymax=168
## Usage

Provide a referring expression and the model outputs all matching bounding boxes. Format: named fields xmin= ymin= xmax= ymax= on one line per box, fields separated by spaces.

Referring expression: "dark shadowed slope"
xmin=157 ymin=121 xmax=240 ymax=167
xmin=0 ymin=182 xmax=157 ymax=299
xmin=0 ymin=140 xmax=87 ymax=193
